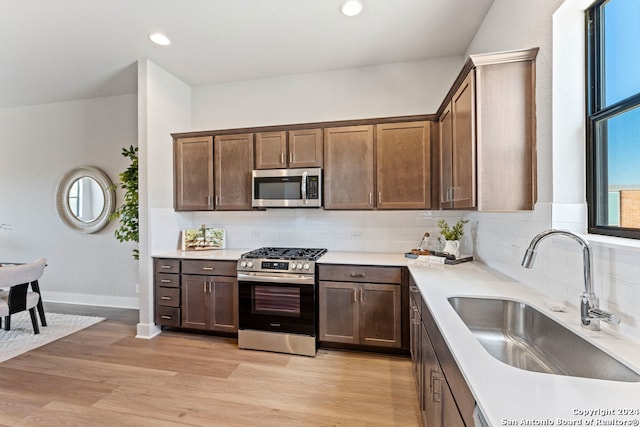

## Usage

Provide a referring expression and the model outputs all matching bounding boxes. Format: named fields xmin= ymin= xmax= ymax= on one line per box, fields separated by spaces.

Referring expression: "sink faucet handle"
xmin=588 ymin=308 xmax=621 ymax=325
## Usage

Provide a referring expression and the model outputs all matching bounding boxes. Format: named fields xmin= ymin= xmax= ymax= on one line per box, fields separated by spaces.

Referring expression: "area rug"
xmin=0 ymin=312 xmax=104 ymax=363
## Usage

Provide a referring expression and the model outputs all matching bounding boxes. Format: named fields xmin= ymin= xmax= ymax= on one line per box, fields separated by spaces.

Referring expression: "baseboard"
xmin=136 ymin=323 xmax=161 ymax=339
xmin=41 ymin=291 xmax=139 ymax=309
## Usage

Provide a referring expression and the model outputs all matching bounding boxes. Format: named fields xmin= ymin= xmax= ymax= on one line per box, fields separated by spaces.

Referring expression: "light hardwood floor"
xmin=0 ymin=303 xmax=421 ymax=426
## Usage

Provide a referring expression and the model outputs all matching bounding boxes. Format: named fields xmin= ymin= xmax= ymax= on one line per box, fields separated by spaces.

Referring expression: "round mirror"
xmin=56 ymin=166 xmax=115 ymax=233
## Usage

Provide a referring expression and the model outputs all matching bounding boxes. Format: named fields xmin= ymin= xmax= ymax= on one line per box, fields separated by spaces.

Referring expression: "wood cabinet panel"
xmin=360 ymin=283 xmax=402 ymax=348
xmin=475 ymin=60 xmax=536 ymax=210
xmin=181 ymin=275 xmax=208 ymax=330
xmin=155 ymin=287 xmax=180 ymax=308
xmin=439 ymin=103 xmax=454 ymax=209
xmin=174 ymin=136 xmax=214 ymax=211
xmin=154 ymin=258 xmax=181 ymax=273
xmin=155 ymin=273 xmax=180 ymax=288
xmin=451 ymin=72 xmax=476 ymax=209
xmin=288 ymin=129 xmax=323 ymax=168
xmin=182 ymin=260 xmax=237 ymax=276
xmin=318 ymin=265 xmax=401 ymax=284
xmin=376 ymin=122 xmax=431 ymax=209
xmin=318 ymin=281 xmax=359 ymax=344
xmin=323 ymin=125 xmax=375 ymax=210
xmin=214 ymin=133 xmax=254 ymax=210
xmin=255 ymin=131 xmax=287 ymax=169
xmin=155 ymin=306 xmax=180 ymax=327
xmin=209 ymin=276 xmax=238 ymax=333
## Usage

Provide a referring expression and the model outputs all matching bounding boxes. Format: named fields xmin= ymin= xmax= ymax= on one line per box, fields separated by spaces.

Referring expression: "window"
xmin=587 ymin=0 xmax=640 ymax=239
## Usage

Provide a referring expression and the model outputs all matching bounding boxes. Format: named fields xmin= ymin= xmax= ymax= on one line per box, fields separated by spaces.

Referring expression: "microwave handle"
xmin=301 ymin=171 xmax=308 ymax=204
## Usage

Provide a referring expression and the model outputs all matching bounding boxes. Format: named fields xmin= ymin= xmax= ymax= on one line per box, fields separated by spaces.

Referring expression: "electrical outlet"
xmin=350 ymin=231 xmax=363 ymax=239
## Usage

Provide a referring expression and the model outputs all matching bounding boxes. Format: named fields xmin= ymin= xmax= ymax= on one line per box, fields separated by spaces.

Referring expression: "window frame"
xmin=586 ymin=0 xmax=640 ymax=240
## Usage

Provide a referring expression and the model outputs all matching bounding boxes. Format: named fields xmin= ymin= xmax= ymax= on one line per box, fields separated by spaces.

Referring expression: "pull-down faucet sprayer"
xmin=521 ymin=229 xmax=620 ymax=331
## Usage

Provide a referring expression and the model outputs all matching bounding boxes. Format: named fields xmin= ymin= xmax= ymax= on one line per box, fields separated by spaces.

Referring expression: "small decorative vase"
xmin=442 ymin=240 xmax=460 ymax=258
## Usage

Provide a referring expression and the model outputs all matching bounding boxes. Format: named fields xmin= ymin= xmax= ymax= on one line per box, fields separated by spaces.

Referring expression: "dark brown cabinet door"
xmin=439 ymin=103 xmax=454 ymax=209
xmin=209 ymin=276 xmax=238 ymax=333
xmin=214 ymin=133 xmax=254 ymax=210
xmin=451 ymin=71 xmax=476 ymax=209
xmin=181 ymin=275 xmax=208 ymax=330
xmin=376 ymin=122 xmax=431 ymax=209
xmin=360 ymin=283 xmax=402 ymax=348
xmin=174 ymin=136 xmax=213 ymax=211
xmin=323 ymin=125 xmax=375 ymax=209
xmin=182 ymin=273 xmax=238 ymax=332
xmin=288 ymin=129 xmax=323 ymax=168
xmin=318 ymin=281 xmax=359 ymax=344
xmin=255 ymin=131 xmax=287 ymax=169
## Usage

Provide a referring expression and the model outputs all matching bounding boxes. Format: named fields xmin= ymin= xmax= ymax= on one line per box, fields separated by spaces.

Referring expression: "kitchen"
xmin=2 ymin=0 xmax=640 ymax=426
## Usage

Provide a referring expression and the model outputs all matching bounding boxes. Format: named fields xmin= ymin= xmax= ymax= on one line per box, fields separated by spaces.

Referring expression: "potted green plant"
xmin=109 ymin=145 xmax=139 ymax=260
xmin=437 ymin=218 xmax=469 ymax=257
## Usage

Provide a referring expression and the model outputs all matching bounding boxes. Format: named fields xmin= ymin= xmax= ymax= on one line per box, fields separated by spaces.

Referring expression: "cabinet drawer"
xmin=182 ymin=260 xmax=236 ymax=276
xmin=154 ymin=258 xmax=180 ymax=273
xmin=318 ymin=265 xmax=401 ymax=284
xmin=155 ymin=287 xmax=180 ymax=307
xmin=155 ymin=273 xmax=180 ymax=288
xmin=155 ymin=306 xmax=181 ymax=327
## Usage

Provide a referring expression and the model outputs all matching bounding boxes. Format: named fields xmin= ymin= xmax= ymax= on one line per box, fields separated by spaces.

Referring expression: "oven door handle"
xmin=237 ymin=272 xmax=315 ymax=285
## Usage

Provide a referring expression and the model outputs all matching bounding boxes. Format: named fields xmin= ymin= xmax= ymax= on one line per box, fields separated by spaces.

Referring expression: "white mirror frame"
xmin=56 ymin=166 xmax=115 ymax=234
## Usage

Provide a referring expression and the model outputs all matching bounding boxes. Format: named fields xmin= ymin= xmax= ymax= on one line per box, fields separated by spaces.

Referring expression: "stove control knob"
xmin=247 ymin=261 xmax=254 ymax=268
xmin=240 ymin=261 xmax=247 ymax=268
xmin=291 ymin=263 xmax=297 ymax=270
xmin=297 ymin=263 xmax=303 ymax=270
xmin=303 ymin=263 xmax=310 ymax=270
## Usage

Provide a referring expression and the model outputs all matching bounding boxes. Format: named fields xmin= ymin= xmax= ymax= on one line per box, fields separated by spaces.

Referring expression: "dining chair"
xmin=0 ymin=258 xmax=47 ymax=334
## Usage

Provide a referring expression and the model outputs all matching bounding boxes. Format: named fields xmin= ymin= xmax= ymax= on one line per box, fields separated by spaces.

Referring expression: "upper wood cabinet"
xmin=439 ymin=48 xmax=538 ymax=211
xmin=323 ymin=125 xmax=375 ymax=210
xmin=376 ymin=121 xmax=431 ymax=209
xmin=174 ymin=136 xmax=214 ymax=211
xmin=214 ymin=133 xmax=254 ymax=210
xmin=255 ymin=129 xmax=323 ymax=169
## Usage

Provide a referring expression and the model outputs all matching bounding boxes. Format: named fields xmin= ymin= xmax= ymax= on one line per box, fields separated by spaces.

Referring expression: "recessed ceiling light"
xmin=340 ymin=0 xmax=363 ymax=17
xmin=149 ymin=33 xmax=171 ymax=46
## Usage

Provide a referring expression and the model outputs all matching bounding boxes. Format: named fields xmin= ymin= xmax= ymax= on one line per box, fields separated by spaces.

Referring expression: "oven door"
xmin=238 ymin=272 xmax=316 ymax=336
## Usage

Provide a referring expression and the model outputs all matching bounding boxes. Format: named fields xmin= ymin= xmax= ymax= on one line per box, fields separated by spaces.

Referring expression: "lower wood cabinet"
xmin=410 ymin=277 xmax=474 ymax=427
xmin=318 ymin=264 xmax=403 ymax=349
xmin=153 ymin=258 xmax=238 ymax=333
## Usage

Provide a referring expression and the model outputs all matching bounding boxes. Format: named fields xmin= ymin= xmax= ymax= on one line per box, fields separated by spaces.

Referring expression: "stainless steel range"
xmin=237 ymin=247 xmax=327 ymax=357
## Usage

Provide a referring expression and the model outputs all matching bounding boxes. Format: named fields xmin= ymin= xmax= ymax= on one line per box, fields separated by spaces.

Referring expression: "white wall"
xmin=0 ymin=94 xmax=139 ymax=307
xmin=466 ymin=0 xmax=640 ymax=340
xmin=191 ymin=57 xmax=463 ymax=130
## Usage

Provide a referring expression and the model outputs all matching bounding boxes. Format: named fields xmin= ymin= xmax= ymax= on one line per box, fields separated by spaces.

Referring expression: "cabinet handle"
xmin=215 ymin=195 xmax=219 ymax=206
xmin=160 ymin=296 xmax=172 ymax=300
xmin=281 ymin=152 xmax=285 ymax=164
xmin=378 ymin=192 xmax=382 ymax=205
xmin=202 ymin=267 xmax=214 ymax=271
xmin=432 ymin=373 xmax=443 ymax=403
xmin=160 ymin=315 xmax=173 ymax=320
xmin=353 ymin=288 xmax=358 ymax=303
xmin=160 ymin=265 xmax=172 ymax=269
xmin=208 ymin=195 xmax=212 ymax=206
xmin=359 ymin=288 xmax=364 ymax=304
xmin=350 ymin=272 xmax=365 ymax=278
xmin=289 ymin=152 xmax=293 ymax=164
xmin=208 ymin=282 xmax=212 ymax=293
xmin=369 ymin=193 xmax=373 ymax=206
xmin=160 ymin=279 xmax=172 ymax=283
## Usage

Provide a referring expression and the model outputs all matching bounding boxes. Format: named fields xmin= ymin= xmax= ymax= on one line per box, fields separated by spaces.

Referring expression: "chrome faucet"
xmin=521 ymin=229 xmax=620 ymax=331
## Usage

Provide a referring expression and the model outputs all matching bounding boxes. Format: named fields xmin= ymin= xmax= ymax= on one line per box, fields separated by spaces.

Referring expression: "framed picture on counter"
xmin=179 ymin=226 xmax=226 ymax=251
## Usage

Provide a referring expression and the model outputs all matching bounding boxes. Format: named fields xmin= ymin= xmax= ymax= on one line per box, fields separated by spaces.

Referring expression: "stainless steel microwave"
xmin=252 ymin=168 xmax=322 ymax=208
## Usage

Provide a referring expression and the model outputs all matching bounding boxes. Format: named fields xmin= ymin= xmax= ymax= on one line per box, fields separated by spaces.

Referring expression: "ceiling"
xmin=0 ymin=0 xmax=494 ymax=110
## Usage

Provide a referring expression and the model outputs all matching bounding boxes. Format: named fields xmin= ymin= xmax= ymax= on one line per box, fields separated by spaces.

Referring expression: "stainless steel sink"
xmin=448 ymin=296 xmax=640 ymax=382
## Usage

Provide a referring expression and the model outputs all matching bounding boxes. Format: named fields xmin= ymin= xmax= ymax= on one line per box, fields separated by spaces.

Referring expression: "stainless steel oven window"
xmin=253 ymin=285 xmax=301 ymax=317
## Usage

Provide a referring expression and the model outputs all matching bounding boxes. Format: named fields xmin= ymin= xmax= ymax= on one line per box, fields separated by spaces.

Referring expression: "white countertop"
xmin=152 ymin=249 xmax=250 ymax=261
xmin=408 ymin=261 xmax=640 ymax=427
